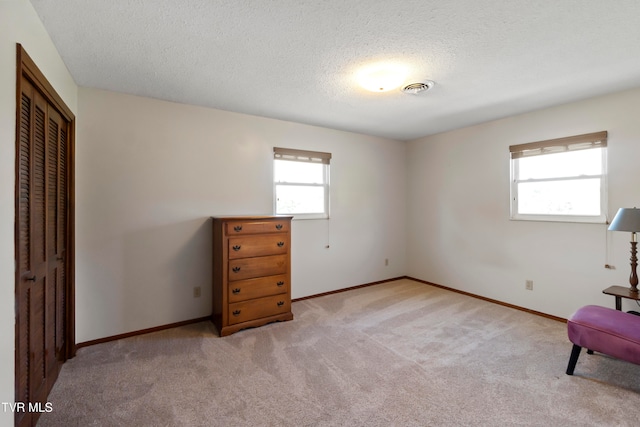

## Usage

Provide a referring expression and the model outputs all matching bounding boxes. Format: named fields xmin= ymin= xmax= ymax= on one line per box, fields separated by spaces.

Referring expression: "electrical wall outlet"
xmin=193 ymin=286 xmax=201 ymax=298
xmin=385 ymin=258 xmax=389 ymax=266
xmin=525 ymin=280 xmax=533 ymax=291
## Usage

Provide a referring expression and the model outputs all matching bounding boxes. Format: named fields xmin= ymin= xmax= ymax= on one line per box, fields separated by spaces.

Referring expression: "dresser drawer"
xmin=228 ymin=234 xmax=288 ymax=259
xmin=228 ymin=274 xmax=288 ymax=303
xmin=228 ymin=254 xmax=288 ymax=281
xmin=225 ymin=220 xmax=290 ymax=236
xmin=228 ymin=295 xmax=291 ymax=325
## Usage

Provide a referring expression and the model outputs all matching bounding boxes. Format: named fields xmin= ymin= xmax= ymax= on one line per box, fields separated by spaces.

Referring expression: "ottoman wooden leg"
xmin=566 ymin=344 xmax=582 ymax=375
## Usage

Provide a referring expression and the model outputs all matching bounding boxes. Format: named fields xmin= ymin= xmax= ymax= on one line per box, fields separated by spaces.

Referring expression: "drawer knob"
xmin=232 ymin=310 xmax=241 ymax=316
xmin=232 ymin=288 xmax=241 ymax=294
xmin=232 ymin=266 xmax=241 ymax=273
xmin=277 ymin=301 xmax=284 ymax=307
xmin=275 ymin=224 xmax=283 ymax=230
xmin=233 ymin=225 xmax=243 ymax=232
xmin=277 ymin=241 xmax=284 ymax=247
xmin=232 ymin=245 xmax=241 ymax=251
xmin=276 ymin=281 xmax=284 ymax=287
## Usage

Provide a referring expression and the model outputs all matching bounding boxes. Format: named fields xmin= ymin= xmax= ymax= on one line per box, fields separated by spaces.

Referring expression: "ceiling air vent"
xmin=402 ymin=81 xmax=434 ymax=95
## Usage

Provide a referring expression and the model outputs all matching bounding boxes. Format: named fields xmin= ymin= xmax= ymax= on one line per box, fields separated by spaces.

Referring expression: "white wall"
xmin=76 ymin=87 xmax=406 ymax=342
xmin=0 ymin=0 xmax=77 ymax=425
xmin=406 ymin=87 xmax=640 ymax=319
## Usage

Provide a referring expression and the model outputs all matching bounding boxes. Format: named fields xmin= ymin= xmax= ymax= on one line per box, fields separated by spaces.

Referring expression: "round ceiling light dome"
xmin=402 ymin=81 xmax=434 ymax=95
xmin=357 ymin=64 xmax=408 ymax=92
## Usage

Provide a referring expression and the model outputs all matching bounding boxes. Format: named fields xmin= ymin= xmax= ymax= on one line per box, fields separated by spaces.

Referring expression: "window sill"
xmin=292 ymin=214 xmax=329 ymax=221
xmin=510 ymin=214 xmax=607 ymax=224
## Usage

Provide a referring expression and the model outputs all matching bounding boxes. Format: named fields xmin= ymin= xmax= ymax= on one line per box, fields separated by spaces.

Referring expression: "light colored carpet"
xmin=38 ymin=279 xmax=640 ymax=426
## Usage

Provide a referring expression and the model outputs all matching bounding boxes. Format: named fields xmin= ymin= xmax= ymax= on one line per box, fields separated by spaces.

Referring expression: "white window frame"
xmin=273 ymin=147 xmax=331 ymax=220
xmin=509 ymin=131 xmax=608 ymax=223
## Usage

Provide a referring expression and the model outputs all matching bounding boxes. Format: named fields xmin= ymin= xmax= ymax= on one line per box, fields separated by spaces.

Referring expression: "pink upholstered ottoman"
xmin=566 ymin=305 xmax=640 ymax=375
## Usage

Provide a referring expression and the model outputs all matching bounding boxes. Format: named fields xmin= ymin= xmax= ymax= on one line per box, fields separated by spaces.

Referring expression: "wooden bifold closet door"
xmin=15 ymin=44 xmax=75 ymax=427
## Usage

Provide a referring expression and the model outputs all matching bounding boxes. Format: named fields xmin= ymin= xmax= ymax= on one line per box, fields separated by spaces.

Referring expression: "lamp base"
xmin=629 ymin=240 xmax=638 ymax=293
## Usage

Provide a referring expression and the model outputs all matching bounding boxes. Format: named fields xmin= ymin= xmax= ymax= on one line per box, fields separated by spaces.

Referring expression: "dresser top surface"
xmin=212 ymin=215 xmax=293 ymax=221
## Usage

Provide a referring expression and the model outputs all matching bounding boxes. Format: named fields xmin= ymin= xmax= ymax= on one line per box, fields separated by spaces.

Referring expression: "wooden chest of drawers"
xmin=212 ymin=216 xmax=293 ymax=336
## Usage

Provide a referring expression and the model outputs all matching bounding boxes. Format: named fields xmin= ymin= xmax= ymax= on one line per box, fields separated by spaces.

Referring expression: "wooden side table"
xmin=602 ymin=285 xmax=640 ymax=311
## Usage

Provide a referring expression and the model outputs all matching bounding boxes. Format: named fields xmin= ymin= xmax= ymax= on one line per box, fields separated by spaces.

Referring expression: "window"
xmin=274 ymin=147 xmax=331 ymax=219
xmin=509 ymin=131 xmax=607 ymax=223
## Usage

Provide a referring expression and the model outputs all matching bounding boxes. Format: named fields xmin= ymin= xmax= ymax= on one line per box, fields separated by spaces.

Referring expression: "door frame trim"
xmin=14 ymin=44 xmax=77 ymax=384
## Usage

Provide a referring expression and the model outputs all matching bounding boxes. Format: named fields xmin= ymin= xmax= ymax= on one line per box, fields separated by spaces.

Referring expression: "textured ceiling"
xmin=30 ymin=0 xmax=640 ymax=141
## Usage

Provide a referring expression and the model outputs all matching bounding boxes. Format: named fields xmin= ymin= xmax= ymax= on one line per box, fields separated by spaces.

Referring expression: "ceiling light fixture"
xmin=357 ymin=63 xmax=408 ymax=92
xmin=402 ymin=81 xmax=434 ymax=95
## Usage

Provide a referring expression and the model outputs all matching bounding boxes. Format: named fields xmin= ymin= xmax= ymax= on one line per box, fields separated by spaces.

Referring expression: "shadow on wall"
xmin=122 ymin=218 xmax=212 ymax=327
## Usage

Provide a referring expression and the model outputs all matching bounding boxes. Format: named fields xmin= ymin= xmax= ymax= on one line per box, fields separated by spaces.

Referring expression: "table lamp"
xmin=609 ymin=207 xmax=640 ymax=293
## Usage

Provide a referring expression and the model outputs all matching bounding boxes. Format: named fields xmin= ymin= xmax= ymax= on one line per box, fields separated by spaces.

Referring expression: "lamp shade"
xmin=609 ymin=208 xmax=640 ymax=232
